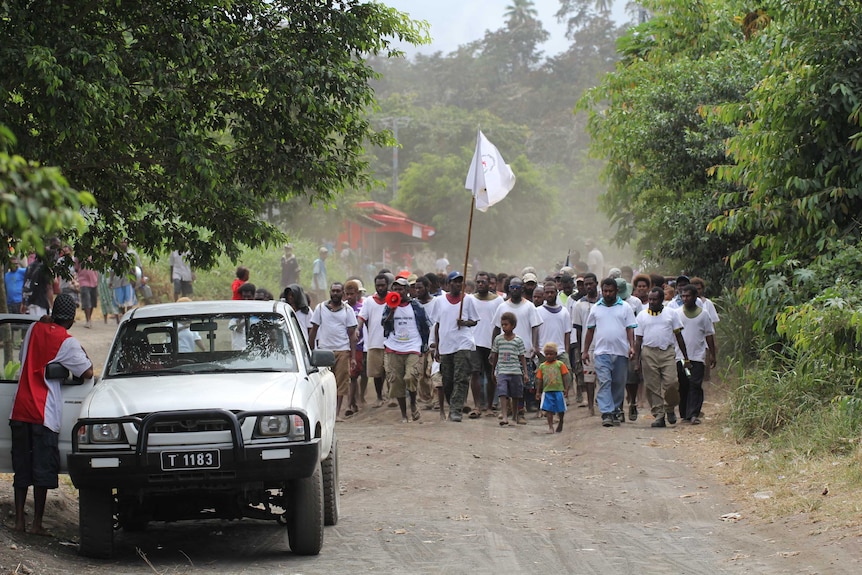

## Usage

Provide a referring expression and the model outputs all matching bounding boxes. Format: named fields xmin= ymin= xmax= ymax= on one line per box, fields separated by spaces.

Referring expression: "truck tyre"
xmin=286 ymin=461 xmax=324 ymax=555
xmin=322 ymin=435 xmax=340 ymax=526
xmin=78 ymin=488 xmax=115 ymax=558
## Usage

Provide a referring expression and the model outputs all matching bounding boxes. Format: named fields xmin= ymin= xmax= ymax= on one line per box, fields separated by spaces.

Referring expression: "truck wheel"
xmin=78 ymin=488 xmax=115 ymax=558
xmin=322 ymin=436 xmax=340 ymax=526
xmin=286 ymin=462 xmax=324 ymax=555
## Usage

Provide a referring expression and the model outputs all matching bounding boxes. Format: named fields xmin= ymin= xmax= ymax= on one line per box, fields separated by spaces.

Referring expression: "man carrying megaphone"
xmin=381 ymin=277 xmax=432 ymax=423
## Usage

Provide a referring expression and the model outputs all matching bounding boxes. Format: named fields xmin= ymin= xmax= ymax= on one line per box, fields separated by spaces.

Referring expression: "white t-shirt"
xmin=586 ymin=297 xmax=637 ymax=357
xmin=675 ymin=307 xmax=715 ymax=362
xmin=358 ymin=295 xmax=387 ymax=350
xmin=177 ymin=325 xmax=202 ymax=352
xmin=572 ymin=298 xmax=597 ymax=353
xmin=310 ymin=303 xmax=357 ymax=352
xmin=537 ymin=305 xmax=573 ymax=352
xmin=419 ymin=296 xmax=439 ymax=346
xmin=169 ymin=251 xmax=193 ymax=282
xmin=471 ymin=294 xmax=503 ymax=349
xmin=435 ymin=294 xmax=478 ymax=355
xmin=624 ymin=296 xmax=644 ymax=315
xmin=702 ymin=297 xmax=720 ymax=323
xmin=491 ymin=299 xmax=542 ymax=356
xmin=15 ymin=325 xmax=92 ymax=433
xmin=384 ymin=303 xmax=422 ymax=354
xmin=635 ymin=308 xmax=683 ymax=350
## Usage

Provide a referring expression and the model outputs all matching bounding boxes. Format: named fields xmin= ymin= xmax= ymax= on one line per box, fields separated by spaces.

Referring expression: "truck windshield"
xmin=105 ymin=313 xmax=297 ymax=377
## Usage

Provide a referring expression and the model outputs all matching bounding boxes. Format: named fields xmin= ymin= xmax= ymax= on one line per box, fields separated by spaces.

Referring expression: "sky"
xmin=382 ymin=0 xmax=630 ymax=58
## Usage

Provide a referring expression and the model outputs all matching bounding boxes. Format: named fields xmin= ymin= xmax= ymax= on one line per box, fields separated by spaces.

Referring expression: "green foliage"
xmin=393 ymin=148 xmax=561 ymax=269
xmin=4 ymin=360 xmax=21 ymax=381
xmin=576 ymin=0 xmax=760 ymax=285
xmin=0 ymin=0 xmax=427 ymax=271
xmin=710 ymin=1 xmax=862 ymax=306
xmin=0 ymin=124 xmax=96 ymax=263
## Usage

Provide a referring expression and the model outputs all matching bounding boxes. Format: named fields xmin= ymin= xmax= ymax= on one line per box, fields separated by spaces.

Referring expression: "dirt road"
xmin=1 ymin=317 xmax=859 ymax=574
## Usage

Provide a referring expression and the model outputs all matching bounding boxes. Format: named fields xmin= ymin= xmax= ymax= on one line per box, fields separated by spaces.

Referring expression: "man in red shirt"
xmin=11 ymin=294 xmax=93 ymax=534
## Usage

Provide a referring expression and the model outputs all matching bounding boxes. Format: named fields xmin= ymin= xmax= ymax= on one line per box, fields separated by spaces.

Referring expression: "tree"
xmin=711 ymin=1 xmax=862 ymax=281
xmin=0 ymin=1 xmax=427 ymax=269
xmin=393 ymin=148 xmax=562 ymax=269
xmin=576 ymin=0 xmax=760 ymax=286
xmin=0 ymin=124 xmax=95 ymax=311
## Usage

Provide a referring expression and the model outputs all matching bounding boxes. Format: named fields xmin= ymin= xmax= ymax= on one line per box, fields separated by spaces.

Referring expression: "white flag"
xmin=465 ymin=130 xmax=516 ymax=212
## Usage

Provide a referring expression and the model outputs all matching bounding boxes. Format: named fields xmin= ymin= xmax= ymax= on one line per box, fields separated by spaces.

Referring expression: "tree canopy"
xmin=0 ymin=0 xmax=427 ymax=269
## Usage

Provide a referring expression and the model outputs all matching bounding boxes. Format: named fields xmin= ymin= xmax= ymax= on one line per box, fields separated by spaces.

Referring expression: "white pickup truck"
xmin=0 ymin=301 xmax=339 ymax=559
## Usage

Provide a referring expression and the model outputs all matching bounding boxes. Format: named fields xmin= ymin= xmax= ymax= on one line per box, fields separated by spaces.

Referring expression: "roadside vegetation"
xmin=578 ymin=0 xmax=862 ymax=529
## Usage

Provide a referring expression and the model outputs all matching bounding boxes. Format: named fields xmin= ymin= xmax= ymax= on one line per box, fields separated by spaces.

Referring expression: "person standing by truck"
xmin=10 ymin=293 xmax=93 ymax=535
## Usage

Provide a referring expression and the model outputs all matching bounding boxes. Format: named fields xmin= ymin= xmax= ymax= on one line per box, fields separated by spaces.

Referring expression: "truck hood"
xmin=82 ymin=372 xmax=307 ymax=417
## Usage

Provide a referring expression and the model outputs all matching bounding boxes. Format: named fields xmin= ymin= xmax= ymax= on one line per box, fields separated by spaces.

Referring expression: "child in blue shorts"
xmin=535 ymin=342 xmax=571 ymax=433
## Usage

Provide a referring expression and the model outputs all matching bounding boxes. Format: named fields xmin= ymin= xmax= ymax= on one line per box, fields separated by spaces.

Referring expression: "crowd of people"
xmin=5 ymin=239 xmax=195 ymax=324
xmin=254 ymin=245 xmax=720 ymax=431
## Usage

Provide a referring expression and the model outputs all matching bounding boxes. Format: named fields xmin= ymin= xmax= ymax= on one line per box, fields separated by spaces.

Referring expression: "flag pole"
xmin=457 ymin=195 xmax=476 ymax=325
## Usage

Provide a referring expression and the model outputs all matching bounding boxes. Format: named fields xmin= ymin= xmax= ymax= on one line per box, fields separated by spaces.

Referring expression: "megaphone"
xmin=385 ymin=292 xmax=401 ymax=308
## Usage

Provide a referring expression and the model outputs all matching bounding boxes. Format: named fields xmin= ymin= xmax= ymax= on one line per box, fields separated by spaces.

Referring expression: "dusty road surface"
xmin=1 ymin=317 xmax=860 ymax=574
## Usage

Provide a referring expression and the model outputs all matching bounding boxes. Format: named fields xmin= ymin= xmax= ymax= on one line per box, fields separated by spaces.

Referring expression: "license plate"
xmin=160 ymin=450 xmax=220 ymax=471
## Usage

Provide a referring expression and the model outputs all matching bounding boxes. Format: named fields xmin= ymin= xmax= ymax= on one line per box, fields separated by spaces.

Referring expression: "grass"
xmin=138 ymin=238 xmax=348 ymax=304
xmin=695 ymin=362 xmax=862 ymax=535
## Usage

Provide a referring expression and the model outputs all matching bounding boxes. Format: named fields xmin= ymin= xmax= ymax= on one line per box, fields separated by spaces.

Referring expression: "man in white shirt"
xmin=382 ymin=278 xmax=431 ymax=423
xmin=634 ymin=287 xmax=689 ymax=428
xmin=582 ymin=278 xmax=637 ymax=427
xmin=470 ymin=271 xmax=503 ymax=414
xmin=357 ymin=274 xmax=389 ymax=407
xmin=675 ymin=284 xmax=717 ymax=424
xmin=309 ymin=282 xmax=358 ymax=421
xmin=169 ymin=250 xmax=194 ymax=301
xmin=434 ymin=271 xmax=479 ymax=422
xmin=572 ymin=273 xmax=599 ymax=414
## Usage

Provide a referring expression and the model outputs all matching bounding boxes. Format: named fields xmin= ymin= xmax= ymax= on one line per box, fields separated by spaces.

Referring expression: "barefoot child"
xmin=535 ymin=342 xmax=571 ymax=433
xmin=490 ymin=312 xmax=528 ymax=426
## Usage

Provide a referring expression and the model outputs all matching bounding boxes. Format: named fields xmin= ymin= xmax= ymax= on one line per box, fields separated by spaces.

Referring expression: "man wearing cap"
xmin=382 ymin=278 xmax=431 ymax=422
xmin=665 ymin=275 xmax=703 ymax=311
xmin=491 ymin=277 xmax=542 ymax=416
xmin=522 ymin=272 xmax=539 ymax=301
xmin=280 ymin=244 xmax=300 ymax=290
xmin=433 ymin=271 xmax=479 ymax=422
xmin=470 ymin=271 xmax=503 ymax=415
xmin=10 ymin=293 xmax=93 ymax=535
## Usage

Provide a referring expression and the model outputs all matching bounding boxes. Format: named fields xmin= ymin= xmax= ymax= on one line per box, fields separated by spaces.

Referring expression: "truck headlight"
xmin=255 ymin=415 xmax=306 ymax=439
xmin=257 ymin=415 xmax=289 ymax=436
xmin=82 ymin=423 xmax=125 ymax=443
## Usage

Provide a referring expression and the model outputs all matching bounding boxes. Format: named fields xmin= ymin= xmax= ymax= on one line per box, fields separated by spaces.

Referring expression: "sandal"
xmin=499 ymin=420 xmax=509 ymax=426
xmin=468 ymin=410 xmax=481 ymax=419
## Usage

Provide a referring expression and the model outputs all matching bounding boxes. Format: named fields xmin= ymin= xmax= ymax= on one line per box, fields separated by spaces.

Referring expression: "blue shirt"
xmin=5 ymin=267 xmax=26 ymax=305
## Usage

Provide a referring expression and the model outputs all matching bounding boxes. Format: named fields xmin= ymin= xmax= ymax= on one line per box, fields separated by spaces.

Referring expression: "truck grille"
xmin=133 ymin=414 xmax=237 ymax=433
